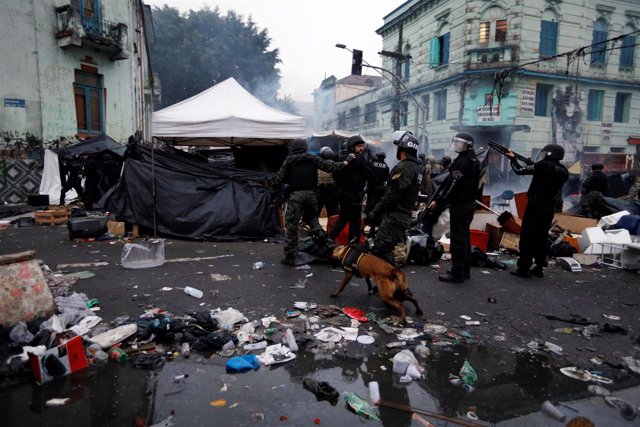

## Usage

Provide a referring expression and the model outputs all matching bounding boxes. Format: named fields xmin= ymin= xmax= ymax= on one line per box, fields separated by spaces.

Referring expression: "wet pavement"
xmin=1 ymin=221 xmax=640 ymax=426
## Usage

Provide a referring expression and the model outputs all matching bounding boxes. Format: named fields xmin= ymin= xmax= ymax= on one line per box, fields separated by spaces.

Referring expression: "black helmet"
xmin=392 ymin=130 xmax=419 ymax=160
xmin=375 ymin=151 xmax=386 ymax=160
xmin=291 ymin=139 xmax=308 ymax=154
xmin=591 ymin=163 xmax=604 ymax=171
xmin=541 ymin=143 xmax=564 ymax=161
xmin=441 ymin=156 xmax=452 ymax=168
xmin=345 ymin=135 xmax=365 ymax=152
xmin=319 ymin=146 xmax=335 ymax=160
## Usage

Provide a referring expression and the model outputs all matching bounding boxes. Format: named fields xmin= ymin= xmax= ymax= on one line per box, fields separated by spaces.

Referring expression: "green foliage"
xmin=149 ymin=5 xmax=282 ymax=108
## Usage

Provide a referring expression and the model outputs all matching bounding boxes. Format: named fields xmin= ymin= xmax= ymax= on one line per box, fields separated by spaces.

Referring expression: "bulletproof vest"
xmin=529 ymin=159 xmax=569 ymax=201
xmin=394 ymin=159 xmax=421 ymax=212
xmin=370 ymin=161 xmax=389 ymax=186
xmin=449 ymin=149 xmax=480 ymax=204
xmin=286 ymin=154 xmax=318 ymax=191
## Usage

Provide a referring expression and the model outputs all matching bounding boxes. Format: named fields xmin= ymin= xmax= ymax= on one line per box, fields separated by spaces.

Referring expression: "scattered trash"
xmin=290 ymin=278 xmax=308 ymax=288
xmin=210 ymin=399 xmax=227 ymax=407
xmin=210 ymin=273 xmax=231 ymax=281
xmin=121 ymin=240 xmax=165 ymax=269
xmin=343 ymin=392 xmax=381 ymax=421
xmin=160 ymin=287 xmax=173 ymax=292
xmin=252 ymin=262 xmax=266 ymax=270
xmin=211 ymin=308 xmax=247 ymax=330
xmin=356 ymin=335 xmax=374 ymax=345
xmin=392 ymin=350 xmax=423 ymax=382
xmin=368 ymin=381 xmax=380 ymax=406
xmin=342 ymin=307 xmax=368 ymax=322
xmin=544 ymin=341 xmax=563 ymax=355
xmin=465 ymin=321 xmax=481 ymax=326
xmin=87 ymin=323 xmax=137 ymax=349
xmin=587 ymin=384 xmax=611 ymax=396
xmin=226 ymin=355 xmax=260 ymax=373
xmin=459 ymin=360 xmax=478 ymax=386
xmin=45 ymin=398 xmax=70 ymax=407
xmin=621 ymin=356 xmax=640 ymax=375
xmin=620 ymin=402 xmax=638 ymax=421
xmin=540 ymin=400 xmax=566 ymax=422
xmin=256 ymin=344 xmax=296 ymax=366
xmin=183 ymin=286 xmax=203 ymax=298
xmin=560 ymin=367 xmax=613 ymax=384
xmin=602 ymin=314 xmax=621 ymax=321
xmin=423 ymin=324 xmax=447 ymax=335
xmin=285 ymin=328 xmax=298 ymax=352
xmin=244 ymin=341 xmax=268 ymax=351
xmin=459 ymin=315 xmax=472 ymax=321
xmin=314 ymin=327 xmax=345 ymax=343
xmin=286 ymin=309 xmax=302 ymax=318
xmin=293 ymin=301 xmax=318 ymax=311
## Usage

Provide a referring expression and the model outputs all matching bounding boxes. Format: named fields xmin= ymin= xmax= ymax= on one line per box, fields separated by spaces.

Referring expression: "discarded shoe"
xmin=281 ymin=254 xmax=296 ymax=266
xmin=438 ymin=272 xmax=464 ymax=283
xmin=302 ymin=378 xmax=340 ymax=405
xmin=510 ymin=269 xmax=531 ymax=278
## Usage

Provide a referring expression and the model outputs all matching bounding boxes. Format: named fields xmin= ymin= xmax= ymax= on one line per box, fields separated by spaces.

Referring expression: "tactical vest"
xmin=286 ymin=154 xmax=318 ymax=191
xmin=394 ymin=159 xmax=421 ymax=213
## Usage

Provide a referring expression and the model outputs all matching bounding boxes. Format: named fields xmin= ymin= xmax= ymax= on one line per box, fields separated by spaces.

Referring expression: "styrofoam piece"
xmin=557 ymin=257 xmax=582 ymax=272
xmin=578 ymin=227 xmax=606 ymax=252
xmin=596 ymin=210 xmax=630 ymax=228
xmin=603 ymin=229 xmax=632 ymax=244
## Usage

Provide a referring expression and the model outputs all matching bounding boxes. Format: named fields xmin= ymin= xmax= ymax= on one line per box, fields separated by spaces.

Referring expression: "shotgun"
xmin=488 ymin=139 xmax=534 ymax=165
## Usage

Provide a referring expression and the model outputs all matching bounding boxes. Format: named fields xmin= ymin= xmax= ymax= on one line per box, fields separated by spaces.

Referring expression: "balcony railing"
xmin=55 ymin=5 xmax=128 ymax=61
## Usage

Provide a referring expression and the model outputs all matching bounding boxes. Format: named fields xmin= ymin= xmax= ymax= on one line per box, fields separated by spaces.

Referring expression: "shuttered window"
xmin=587 ymin=90 xmax=604 ymax=121
xmin=539 ymin=20 xmax=558 ymax=56
xmin=620 ymin=34 xmax=636 ymax=69
xmin=591 ymin=20 xmax=608 ymax=65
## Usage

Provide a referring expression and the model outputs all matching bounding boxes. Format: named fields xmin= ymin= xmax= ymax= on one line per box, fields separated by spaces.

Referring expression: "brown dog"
xmin=329 ymin=245 xmax=423 ymax=319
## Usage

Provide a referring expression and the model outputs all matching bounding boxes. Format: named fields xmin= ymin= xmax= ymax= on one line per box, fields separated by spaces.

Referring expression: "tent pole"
xmin=151 ymin=138 xmax=157 ymax=237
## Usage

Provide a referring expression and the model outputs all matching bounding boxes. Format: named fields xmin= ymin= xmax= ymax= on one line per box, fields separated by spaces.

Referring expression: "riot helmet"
xmin=375 ymin=151 xmax=387 ymax=161
xmin=319 ymin=146 xmax=336 ymax=160
xmin=291 ymin=139 xmax=308 ymax=154
xmin=392 ymin=130 xmax=419 ymax=160
xmin=537 ymin=144 xmax=564 ymax=161
xmin=591 ymin=163 xmax=604 ymax=171
xmin=449 ymin=132 xmax=474 ymax=153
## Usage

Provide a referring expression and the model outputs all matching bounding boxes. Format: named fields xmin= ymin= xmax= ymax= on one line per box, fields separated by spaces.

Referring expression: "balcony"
xmin=465 ymin=44 xmax=517 ymax=71
xmin=55 ymin=5 xmax=129 ymax=61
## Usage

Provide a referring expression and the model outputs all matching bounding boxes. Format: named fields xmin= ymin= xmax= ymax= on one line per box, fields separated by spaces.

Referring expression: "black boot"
xmin=281 ymin=253 xmax=296 ymax=266
xmin=438 ymin=272 xmax=464 ymax=283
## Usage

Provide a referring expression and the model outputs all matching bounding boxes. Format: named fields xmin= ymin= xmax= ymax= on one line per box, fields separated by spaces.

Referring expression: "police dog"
xmin=329 ymin=244 xmax=423 ymax=320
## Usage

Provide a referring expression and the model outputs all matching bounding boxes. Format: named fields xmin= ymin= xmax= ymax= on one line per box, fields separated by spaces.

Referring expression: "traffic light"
xmin=351 ymin=49 xmax=363 ymax=75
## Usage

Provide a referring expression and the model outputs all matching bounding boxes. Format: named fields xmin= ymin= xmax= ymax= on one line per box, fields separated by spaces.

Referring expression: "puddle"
xmin=2 ymin=344 xmax=638 ymax=426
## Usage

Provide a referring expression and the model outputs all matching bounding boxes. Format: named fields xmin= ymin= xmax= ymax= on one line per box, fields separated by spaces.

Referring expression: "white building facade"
xmin=320 ymin=0 xmax=640 ymax=172
xmin=0 ymin=0 xmax=154 ymax=146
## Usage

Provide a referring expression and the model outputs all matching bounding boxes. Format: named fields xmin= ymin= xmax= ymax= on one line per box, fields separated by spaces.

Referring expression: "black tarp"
xmin=56 ymin=134 xmax=126 ymax=157
xmin=101 ymin=145 xmax=282 ymax=241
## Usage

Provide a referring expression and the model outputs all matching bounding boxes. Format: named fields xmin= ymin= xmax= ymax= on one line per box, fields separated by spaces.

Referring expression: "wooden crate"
xmin=34 ymin=210 xmax=69 ymax=226
xmin=500 ymin=232 xmax=520 ymax=252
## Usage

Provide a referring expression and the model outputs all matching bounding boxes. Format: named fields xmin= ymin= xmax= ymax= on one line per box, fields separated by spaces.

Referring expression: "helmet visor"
xmin=448 ymin=137 xmax=470 ymax=153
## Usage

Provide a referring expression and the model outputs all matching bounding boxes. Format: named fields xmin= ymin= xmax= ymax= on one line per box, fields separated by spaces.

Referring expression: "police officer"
xmin=272 ymin=139 xmax=345 ymax=266
xmin=421 ymin=155 xmax=442 ymax=196
xmin=316 ymin=146 xmax=339 ymax=219
xmin=367 ymin=131 xmax=422 ymax=266
xmin=329 ymin=135 xmax=372 ymax=244
xmin=579 ymin=163 xmax=609 ymax=219
xmin=429 ymin=132 xmax=480 ymax=283
xmin=364 ymin=151 xmax=389 ymax=220
xmin=59 ymin=154 xmax=84 ymax=205
xmin=507 ymin=144 xmax=568 ymax=278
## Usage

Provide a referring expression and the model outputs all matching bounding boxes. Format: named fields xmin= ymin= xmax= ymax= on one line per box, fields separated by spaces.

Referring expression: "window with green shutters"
xmin=591 ymin=19 xmax=608 ymax=65
xmin=587 ymin=90 xmax=604 ymax=121
xmin=620 ymin=34 xmax=636 ymax=69
xmin=539 ymin=20 xmax=558 ymax=56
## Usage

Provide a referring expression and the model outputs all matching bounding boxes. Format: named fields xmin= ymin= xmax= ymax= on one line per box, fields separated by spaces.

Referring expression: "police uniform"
xmin=510 ymin=146 xmax=568 ymax=277
xmin=364 ymin=154 xmax=389 ymax=217
xmin=273 ymin=142 xmax=342 ymax=265
xmin=579 ymin=164 xmax=608 ymax=219
xmin=435 ymin=140 xmax=479 ymax=282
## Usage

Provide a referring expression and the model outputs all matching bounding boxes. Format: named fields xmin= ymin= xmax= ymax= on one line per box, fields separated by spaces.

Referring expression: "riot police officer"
xmin=367 ymin=131 xmax=422 ymax=266
xmin=364 ymin=151 xmax=389 ymax=220
xmin=316 ymin=146 xmax=339 ymax=219
xmin=272 ymin=139 xmax=345 ymax=266
xmin=507 ymin=144 xmax=568 ymax=277
xmin=329 ymin=135 xmax=372 ymax=244
xmin=429 ymin=132 xmax=480 ymax=283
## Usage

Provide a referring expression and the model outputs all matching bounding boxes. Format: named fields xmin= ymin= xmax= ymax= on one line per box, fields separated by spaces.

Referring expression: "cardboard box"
xmin=500 ymin=232 xmax=520 ymax=252
xmin=28 ymin=336 xmax=88 ymax=384
xmin=107 ymin=221 xmax=125 ymax=237
xmin=553 ymin=213 xmax=598 ymax=234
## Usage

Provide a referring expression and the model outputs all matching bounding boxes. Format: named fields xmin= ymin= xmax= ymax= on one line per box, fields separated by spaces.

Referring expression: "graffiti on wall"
xmin=551 ymin=86 xmax=584 ymax=164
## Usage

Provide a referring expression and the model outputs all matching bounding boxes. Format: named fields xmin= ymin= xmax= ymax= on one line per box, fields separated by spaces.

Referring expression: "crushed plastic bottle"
xmin=285 ymin=328 xmax=298 ymax=352
xmin=184 ymin=286 xmax=203 ymax=298
xmin=252 ymin=261 xmax=266 ymax=270
xmin=181 ymin=342 xmax=190 ymax=359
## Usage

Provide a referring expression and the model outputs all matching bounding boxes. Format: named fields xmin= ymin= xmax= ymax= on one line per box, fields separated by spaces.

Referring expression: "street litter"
xmin=602 ymin=314 xmax=621 ymax=321
xmin=465 ymin=321 xmax=481 ymax=326
xmin=87 ymin=323 xmax=137 ymax=349
xmin=226 ymin=354 xmax=260 ymax=373
xmin=396 ymin=328 xmax=422 ymax=340
xmin=290 ymin=278 xmax=307 ymax=288
xmin=544 ymin=341 xmax=563 ymax=355
xmin=342 ymin=307 xmax=368 ymax=322
xmin=540 ymin=400 xmax=566 ymax=422
xmin=423 ymin=324 xmax=447 ymax=335
xmin=356 ymin=335 xmax=375 ymax=345
xmin=340 ymin=327 xmax=359 ymax=341
xmin=459 ymin=315 xmax=472 ymax=321
xmin=210 ymin=399 xmax=227 ymax=407
xmin=314 ymin=327 xmax=345 ymax=343
xmin=210 ymin=273 xmax=231 ymax=281
xmin=45 ymin=398 xmax=71 ymax=407
xmin=621 ymin=356 xmax=640 ymax=375
xmin=160 ymin=287 xmax=173 ymax=292
xmin=211 ymin=307 xmax=247 ymax=330
xmin=459 ymin=360 xmax=478 ymax=387
xmin=560 ymin=366 xmax=613 ymax=384
xmin=293 ymin=301 xmax=318 ymax=311
xmin=343 ymin=392 xmax=380 ymax=421
xmin=302 ymin=378 xmax=339 ymax=405
xmin=256 ymin=344 xmax=296 ymax=366
xmin=392 ymin=350 xmax=424 ymax=382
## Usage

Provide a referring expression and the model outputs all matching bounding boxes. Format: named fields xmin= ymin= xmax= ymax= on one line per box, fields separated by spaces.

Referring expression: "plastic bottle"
xmin=184 ymin=286 xmax=203 ymax=298
xmin=181 ymin=342 xmax=190 ymax=359
xmin=540 ymin=400 xmax=566 ymax=422
xmin=285 ymin=328 xmax=298 ymax=352
xmin=252 ymin=261 xmax=266 ymax=270
xmin=369 ymin=381 xmax=380 ymax=406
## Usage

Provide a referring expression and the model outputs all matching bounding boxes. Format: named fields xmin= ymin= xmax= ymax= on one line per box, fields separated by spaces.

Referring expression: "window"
xmin=74 ymin=70 xmax=104 ymax=133
xmin=429 ymin=24 xmax=450 ymax=67
xmin=583 ymin=146 xmax=599 ymax=153
xmin=610 ymin=147 xmax=626 ymax=153
xmin=479 ymin=6 xmax=507 ymax=44
xmin=539 ymin=9 xmax=558 ymax=56
xmin=337 ymin=112 xmax=346 ymax=129
xmin=364 ymin=102 xmax=377 ymax=124
xmin=400 ymin=101 xmax=408 ymax=127
xmin=434 ymin=89 xmax=447 ymax=121
xmin=403 ymin=44 xmax=411 ymax=81
xmin=591 ymin=19 xmax=608 ymax=65
xmin=348 ymin=106 xmax=360 ymax=128
xmin=534 ymin=84 xmax=553 ymax=116
xmin=71 ymin=0 xmax=101 ymax=35
xmin=421 ymin=94 xmax=430 ymax=122
xmin=620 ymin=30 xmax=636 ymax=69
xmin=614 ymin=93 xmax=631 ymax=123
xmin=587 ymin=90 xmax=604 ymax=121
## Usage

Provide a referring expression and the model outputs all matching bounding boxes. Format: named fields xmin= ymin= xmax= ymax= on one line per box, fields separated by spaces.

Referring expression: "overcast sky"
xmin=144 ymin=0 xmax=400 ymax=103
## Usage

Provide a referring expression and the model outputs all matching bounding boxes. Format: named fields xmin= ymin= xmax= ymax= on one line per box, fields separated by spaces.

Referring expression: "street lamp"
xmin=335 ymin=44 xmax=428 ymax=152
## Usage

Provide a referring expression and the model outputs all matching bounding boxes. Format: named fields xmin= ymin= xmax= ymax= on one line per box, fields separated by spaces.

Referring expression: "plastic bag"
xmin=459 ymin=359 xmax=478 ymax=385
xmin=226 ymin=354 xmax=260 ymax=373
xmin=211 ymin=308 xmax=247 ymax=330
xmin=343 ymin=392 xmax=381 ymax=421
xmin=121 ymin=239 xmax=165 ymax=269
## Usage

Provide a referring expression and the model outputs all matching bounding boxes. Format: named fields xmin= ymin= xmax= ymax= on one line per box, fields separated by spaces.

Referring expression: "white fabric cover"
xmin=38 ymin=149 xmax=79 ymax=205
xmin=152 ymin=77 xmax=306 ymax=146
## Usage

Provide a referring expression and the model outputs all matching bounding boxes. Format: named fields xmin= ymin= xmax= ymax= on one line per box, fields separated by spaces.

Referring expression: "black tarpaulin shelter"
xmin=56 ymin=134 xmax=126 ymax=157
xmin=101 ymin=145 xmax=281 ymax=241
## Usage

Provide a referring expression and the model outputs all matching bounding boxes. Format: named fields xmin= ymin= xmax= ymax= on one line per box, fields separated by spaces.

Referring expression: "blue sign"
xmin=4 ymin=98 xmax=26 ymax=108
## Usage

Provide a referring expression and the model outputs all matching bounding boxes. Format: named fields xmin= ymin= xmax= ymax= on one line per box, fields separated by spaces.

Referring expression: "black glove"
xmin=345 ymin=153 xmax=356 ymax=163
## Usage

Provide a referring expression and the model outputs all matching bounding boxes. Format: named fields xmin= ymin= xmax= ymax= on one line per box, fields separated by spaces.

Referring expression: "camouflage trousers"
xmin=284 ymin=190 xmax=324 ymax=255
xmin=373 ymin=211 xmax=412 ymax=266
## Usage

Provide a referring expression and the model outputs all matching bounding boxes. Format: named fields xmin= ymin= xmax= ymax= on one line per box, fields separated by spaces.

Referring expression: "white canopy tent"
xmin=152 ymin=77 xmax=306 ymax=147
